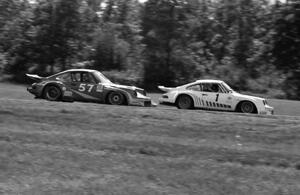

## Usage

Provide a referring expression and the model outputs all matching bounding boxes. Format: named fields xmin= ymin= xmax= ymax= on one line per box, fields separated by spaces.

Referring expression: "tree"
xmin=0 ymin=0 xmax=34 ymax=81
xmin=273 ymin=1 xmax=300 ymax=99
xmin=93 ymin=0 xmax=144 ymax=72
xmin=141 ymin=0 xmax=193 ymax=88
xmin=29 ymin=0 xmax=82 ymax=73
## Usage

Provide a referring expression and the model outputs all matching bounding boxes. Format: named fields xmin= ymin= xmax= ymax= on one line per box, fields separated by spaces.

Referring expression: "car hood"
xmin=103 ymin=83 xmax=142 ymax=91
xmin=232 ymin=92 xmax=264 ymax=101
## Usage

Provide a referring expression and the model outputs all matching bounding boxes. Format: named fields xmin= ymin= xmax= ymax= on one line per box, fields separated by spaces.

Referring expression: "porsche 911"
xmin=158 ymin=80 xmax=274 ymax=115
xmin=27 ymin=69 xmax=153 ymax=107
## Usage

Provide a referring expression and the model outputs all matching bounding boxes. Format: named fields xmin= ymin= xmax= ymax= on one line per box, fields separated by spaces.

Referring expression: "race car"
xmin=158 ymin=80 xmax=274 ymax=115
xmin=26 ymin=69 xmax=153 ymax=107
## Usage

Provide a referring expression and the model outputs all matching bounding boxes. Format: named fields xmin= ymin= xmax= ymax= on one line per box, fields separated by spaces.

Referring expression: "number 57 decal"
xmin=78 ymin=84 xmax=94 ymax=93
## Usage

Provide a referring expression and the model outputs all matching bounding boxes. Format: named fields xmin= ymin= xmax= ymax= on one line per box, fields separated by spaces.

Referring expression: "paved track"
xmin=1 ymin=82 xmax=300 ymax=116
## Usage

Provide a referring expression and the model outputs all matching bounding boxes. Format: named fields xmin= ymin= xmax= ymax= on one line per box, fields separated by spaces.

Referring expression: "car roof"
xmin=49 ymin=69 xmax=97 ymax=78
xmin=55 ymin=69 xmax=96 ymax=75
xmin=180 ymin=79 xmax=224 ymax=88
xmin=195 ymin=79 xmax=223 ymax=83
xmin=64 ymin=69 xmax=96 ymax=73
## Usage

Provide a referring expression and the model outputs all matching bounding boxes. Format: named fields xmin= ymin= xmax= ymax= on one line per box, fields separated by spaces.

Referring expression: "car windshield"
xmin=93 ymin=71 xmax=112 ymax=84
xmin=221 ymin=82 xmax=234 ymax=93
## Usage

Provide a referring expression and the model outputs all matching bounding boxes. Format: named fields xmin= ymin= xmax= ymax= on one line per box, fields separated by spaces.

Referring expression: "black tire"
xmin=176 ymin=95 xmax=193 ymax=109
xmin=240 ymin=101 xmax=255 ymax=114
xmin=44 ymin=85 xmax=62 ymax=101
xmin=108 ymin=92 xmax=124 ymax=105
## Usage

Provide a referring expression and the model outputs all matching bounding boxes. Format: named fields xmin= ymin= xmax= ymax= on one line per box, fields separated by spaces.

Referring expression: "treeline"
xmin=0 ymin=0 xmax=299 ymax=99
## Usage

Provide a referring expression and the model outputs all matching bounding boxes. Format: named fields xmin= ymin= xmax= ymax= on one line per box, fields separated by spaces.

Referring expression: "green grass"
xmin=0 ymin=82 xmax=300 ymax=194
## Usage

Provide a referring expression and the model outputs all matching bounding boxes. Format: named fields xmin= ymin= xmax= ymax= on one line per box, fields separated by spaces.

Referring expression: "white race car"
xmin=158 ymin=80 xmax=274 ymax=115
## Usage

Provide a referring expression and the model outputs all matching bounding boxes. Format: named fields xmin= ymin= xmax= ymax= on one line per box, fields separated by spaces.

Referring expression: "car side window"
xmin=71 ymin=73 xmax=81 ymax=82
xmin=201 ymin=83 xmax=220 ymax=93
xmin=56 ymin=73 xmax=72 ymax=82
xmin=81 ymin=72 xmax=96 ymax=83
xmin=201 ymin=83 xmax=211 ymax=92
xmin=187 ymin=84 xmax=201 ymax=91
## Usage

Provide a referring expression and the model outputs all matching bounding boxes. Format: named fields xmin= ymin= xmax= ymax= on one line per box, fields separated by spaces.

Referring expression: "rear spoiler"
xmin=26 ymin=74 xmax=45 ymax=82
xmin=158 ymin=85 xmax=174 ymax=92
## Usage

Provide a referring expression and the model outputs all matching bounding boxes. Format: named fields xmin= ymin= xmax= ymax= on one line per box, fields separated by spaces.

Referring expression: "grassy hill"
xmin=0 ymin=82 xmax=300 ymax=194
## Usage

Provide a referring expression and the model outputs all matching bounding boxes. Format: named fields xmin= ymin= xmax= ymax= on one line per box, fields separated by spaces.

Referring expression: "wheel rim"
xmin=178 ymin=96 xmax=192 ymax=109
xmin=241 ymin=102 xmax=254 ymax=113
xmin=46 ymin=87 xmax=60 ymax=100
xmin=109 ymin=93 xmax=123 ymax=105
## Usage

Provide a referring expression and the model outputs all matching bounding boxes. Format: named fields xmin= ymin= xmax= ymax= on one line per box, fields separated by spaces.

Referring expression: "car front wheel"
xmin=240 ymin=101 xmax=255 ymax=114
xmin=108 ymin=92 xmax=124 ymax=105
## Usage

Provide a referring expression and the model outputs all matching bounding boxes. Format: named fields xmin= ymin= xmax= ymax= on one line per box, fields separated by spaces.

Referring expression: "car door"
xmin=198 ymin=83 xmax=221 ymax=110
xmin=67 ymin=72 xmax=101 ymax=102
xmin=215 ymin=84 xmax=235 ymax=111
xmin=186 ymin=82 xmax=235 ymax=111
xmin=201 ymin=83 xmax=234 ymax=111
xmin=82 ymin=72 xmax=106 ymax=102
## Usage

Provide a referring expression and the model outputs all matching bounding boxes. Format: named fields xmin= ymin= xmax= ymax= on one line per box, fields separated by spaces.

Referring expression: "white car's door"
xmin=186 ymin=82 xmax=236 ymax=110
xmin=201 ymin=91 xmax=218 ymax=109
xmin=198 ymin=83 xmax=235 ymax=111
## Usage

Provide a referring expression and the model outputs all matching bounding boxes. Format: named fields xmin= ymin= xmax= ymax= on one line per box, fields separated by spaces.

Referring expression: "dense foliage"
xmin=0 ymin=0 xmax=299 ymax=99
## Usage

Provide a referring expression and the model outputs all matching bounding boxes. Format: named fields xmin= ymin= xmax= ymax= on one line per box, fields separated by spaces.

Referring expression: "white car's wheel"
xmin=240 ymin=101 xmax=255 ymax=114
xmin=176 ymin=95 xmax=193 ymax=109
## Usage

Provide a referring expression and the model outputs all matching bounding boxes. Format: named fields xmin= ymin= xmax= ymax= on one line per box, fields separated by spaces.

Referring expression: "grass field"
xmin=0 ymin=82 xmax=300 ymax=194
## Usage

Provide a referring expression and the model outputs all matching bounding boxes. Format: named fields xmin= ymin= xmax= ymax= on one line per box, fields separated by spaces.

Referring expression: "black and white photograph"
xmin=0 ymin=0 xmax=299 ymax=194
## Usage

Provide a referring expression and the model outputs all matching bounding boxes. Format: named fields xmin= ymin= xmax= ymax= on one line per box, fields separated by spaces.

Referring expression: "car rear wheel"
xmin=44 ymin=86 xmax=61 ymax=101
xmin=108 ymin=92 xmax=124 ymax=105
xmin=240 ymin=101 xmax=255 ymax=114
xmin=176 ymin=95 xmax=193 ymax=109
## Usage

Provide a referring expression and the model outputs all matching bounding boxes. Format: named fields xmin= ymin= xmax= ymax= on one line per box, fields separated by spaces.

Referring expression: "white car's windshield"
xmin=222 ymin=82 xmax=234 ymax=93
xmin=93 ymin=71 xmax=112 ymax=84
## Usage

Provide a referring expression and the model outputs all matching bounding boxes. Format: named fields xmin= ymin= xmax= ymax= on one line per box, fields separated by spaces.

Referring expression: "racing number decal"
xmin=79 ymin=84 xmax=85 ymax=92
xmin=78 ymin=84 xmax=94 ymax=93
xmin=215 ymin=94 xmax=219 ymax=102
xmin=87 ymin=84 xmax=94 ymax=92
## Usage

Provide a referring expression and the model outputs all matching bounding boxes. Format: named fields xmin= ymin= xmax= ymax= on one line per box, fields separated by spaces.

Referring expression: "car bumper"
xmin=259 ymin=105 xmax=274 ymax=115
xmin=159 ymin=97 xmax=175 ymax=104
xmin=27 ymin=86 xmax=38 ymax=96
xmin=129 ymin=94 xmax=156 ymax=107
xmin=27 ymin=86 xmax=34 ymax=93
xmin=27 ymin=84 xmax=43 ymax=97
xmin=129 ymin=99 xmax=156 ymax=107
